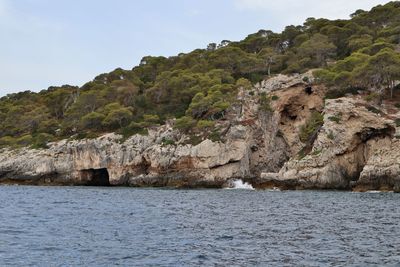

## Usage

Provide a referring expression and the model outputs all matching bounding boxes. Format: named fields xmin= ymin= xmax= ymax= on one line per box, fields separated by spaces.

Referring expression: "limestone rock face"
xmin=260 ymin=97 xmax=398 ymax=191
xmin=256 ymin=71 xmax=314 ymax=93
xmin=2 ymin=74 xmax=320 ymax=187
xmin=3 ymin=73 xmax=399 ymax=191
xmin=356 ymin=138 xmax=400 ymax=192
xmin=3 ymin=106 xmax=277 ymax=187
xmin=0 ymin=129 xmax=251 ymax=187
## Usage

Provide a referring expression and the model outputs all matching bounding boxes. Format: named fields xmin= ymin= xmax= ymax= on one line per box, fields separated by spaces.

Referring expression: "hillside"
xmin=1 ymin=1 xmax=400 ymax=150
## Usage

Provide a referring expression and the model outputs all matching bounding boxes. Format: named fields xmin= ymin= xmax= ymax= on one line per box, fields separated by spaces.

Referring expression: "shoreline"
xmin=1 ymin=178 xmax=398 ymax=193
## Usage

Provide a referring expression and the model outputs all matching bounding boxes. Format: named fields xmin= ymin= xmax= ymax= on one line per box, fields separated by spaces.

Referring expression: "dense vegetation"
xmin=1 ymin=2 xmax=400 ymax=148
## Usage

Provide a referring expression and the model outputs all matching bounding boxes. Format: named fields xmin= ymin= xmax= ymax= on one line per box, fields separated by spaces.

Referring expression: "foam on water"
xmin=366 ymin=190 xmax=394 ymax=193
xmin=229 ymin=179 xmax=255 ymax=190
xmin=268 ymin=187 xmax=281 ymax=192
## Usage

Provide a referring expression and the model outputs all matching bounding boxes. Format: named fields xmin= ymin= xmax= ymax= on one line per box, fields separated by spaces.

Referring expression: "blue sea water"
xmin=0 ymin=186 xmax=399 ymax=266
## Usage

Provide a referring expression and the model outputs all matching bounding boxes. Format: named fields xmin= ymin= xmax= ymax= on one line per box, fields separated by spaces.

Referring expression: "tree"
xmin=186 ymin=92 xmax=208 ymax=119
xmin=113 ymin=81 xmax=139 ymax=107
xmin=45 ymin=86 xmax=77 ymax=119
xmin=81 ymin=112 xmax=105 ymax=130
xmin=320 ymin=25 xmax=352 ymax=57
xmin=103 ymin=108 xmax=133 ymax=128
xmin=348 ymin=34 xmax=373 ymax=52
xmin=298 ymin=34 xmax=337 ymax=67
xmin=207 ymin=43 xmax=217 ymax=51
xmin=218 ymin=40 xmax=231 ymax=48
xmin=236 ymin=78 xmax=252 ymax=90
xmin=314 ymin=52 xmax=369 ymax=87
xmin=350 ymin=9 xmax=367 ymax=18
xmin=143 ymin=114 xmax=160 ymax=126
xmin=186 ymin=89 xmax=230 ymax=120
xmin=353 ymin=48 xmax=400 ymax=98
xmin=281 ymin=25 xmax=304 ymax=48
xmin=258 ymin=47 xmax=278 ymax=76
xmin=239 ymin=31 xmax=272 ymax=53
xmin=72 ymin=91 xmax=105 ymax=114
xmin=208 ymin=46 xmax=263 ymax=74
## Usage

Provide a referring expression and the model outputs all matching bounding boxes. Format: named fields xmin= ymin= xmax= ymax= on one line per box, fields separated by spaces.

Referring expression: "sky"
xmin=0 ymin=0 xmax=392 ymax=96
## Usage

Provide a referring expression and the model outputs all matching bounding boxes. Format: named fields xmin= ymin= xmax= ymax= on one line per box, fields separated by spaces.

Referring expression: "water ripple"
xmin=0 ymin=187 xmax=400 ymax=266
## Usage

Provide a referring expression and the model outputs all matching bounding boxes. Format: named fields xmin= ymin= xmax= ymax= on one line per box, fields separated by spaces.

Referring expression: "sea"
xmin=1 ymin=183 xmax=400 ymax=266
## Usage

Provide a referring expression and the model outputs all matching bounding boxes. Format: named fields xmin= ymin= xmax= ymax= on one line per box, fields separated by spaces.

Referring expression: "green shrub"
xmin=271 ymin=95 xmax=279 ymax=101
xmin=143 ymin=114 xmax=160 ymax=125
xmin=174 ymin=116 xmax=196 ymax=132
xmin=196 ymin=120 xmax=215 ymax=129
xmin=31 ymin=133 xmax=54 ymax=149
xmin=102 ymin=108 xmax=133 ymax=129
xmin=187 ymin=135 xmax=202 ymax=146
xmin=0 ymin=136 xmax=16 ymax=148
xmin=297 ymin=149 xmax=306 ymax=160
xmin=325 ymin=89 xmax=346 ymax=99
xmin=259 ymin=92 xmax=272 ymax=112
xmin=74 ymin=132 xmax=88 ymax=140
xmin=328 ymin=116 xmax=341 ymax=123
xmin=73 ymin=132 xmax=99 ymax=140
xmin=236 ymin=78 xmax=252 ymax=90
xmin=367 ymin=106 xmax=381 ymax=114
xmin=186 ymin=89 xmax=231 ymax=120
xmin=80 ymin=112 xmax=105 ymax=130
xmin=325 ymin=87 xmax=363 ymax=99
xmin=248 ymin=72 xmax=265 ymax=84
xmin=209 ymin=130 xmax=222 ymax=142
xmin=299 ymin=111 xmax=324 ymax=143
xmin=16 ymin=135 xmax=33 ymax=147
xmin=161 ymin=137 xmax=175 ymax=146
xmin=120 ymin=122 xmax=149 ymax=137
xmin=312 ymin=148 xmax=323 ymax=155
xmin=364 ymin=92 xmax=380 ymax=102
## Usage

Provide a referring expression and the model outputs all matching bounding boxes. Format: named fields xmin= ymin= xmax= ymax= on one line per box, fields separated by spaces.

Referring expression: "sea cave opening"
xmin=80 ymin=168 xmax=111 ymax=186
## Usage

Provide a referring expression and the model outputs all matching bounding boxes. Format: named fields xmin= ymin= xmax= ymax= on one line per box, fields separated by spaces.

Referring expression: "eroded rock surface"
xmin=2 ymin=73 xmax=399 ymax=191
xmin=260 ymin=97 xmax=399 ymax=191
xmin=0 ymin=129 xmax=251 ymax=187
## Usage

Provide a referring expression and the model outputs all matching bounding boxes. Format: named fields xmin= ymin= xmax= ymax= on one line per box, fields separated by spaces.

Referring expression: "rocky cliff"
xmin=260 ymin=97 xmax=400 ymax=192
xmin=1 ymin=73 xmax=399 ymax=191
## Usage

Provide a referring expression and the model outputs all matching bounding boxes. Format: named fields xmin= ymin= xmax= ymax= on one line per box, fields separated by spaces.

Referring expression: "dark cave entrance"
xmin=80 ymin=168 xmax=111 ymax=186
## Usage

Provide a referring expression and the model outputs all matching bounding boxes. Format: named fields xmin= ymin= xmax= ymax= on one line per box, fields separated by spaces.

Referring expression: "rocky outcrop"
xmin=355 ymin=138 xmax=400 ymax=192
xmin=1 ymin=74 xmax=322 ymax=188
xmin=2 ymin=73 xmax=400 ymax=191
xmin=256 ymin=72 xmax=314 ymax=93
xmin=0 ymin=128 xmax=251 ymax=187
xmin=260 ymin=97 xmax=399 ymax=191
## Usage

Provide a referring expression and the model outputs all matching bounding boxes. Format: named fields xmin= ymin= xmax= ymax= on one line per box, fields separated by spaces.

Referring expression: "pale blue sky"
xmin=0 ymin=0 xmax=391 ymax=95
